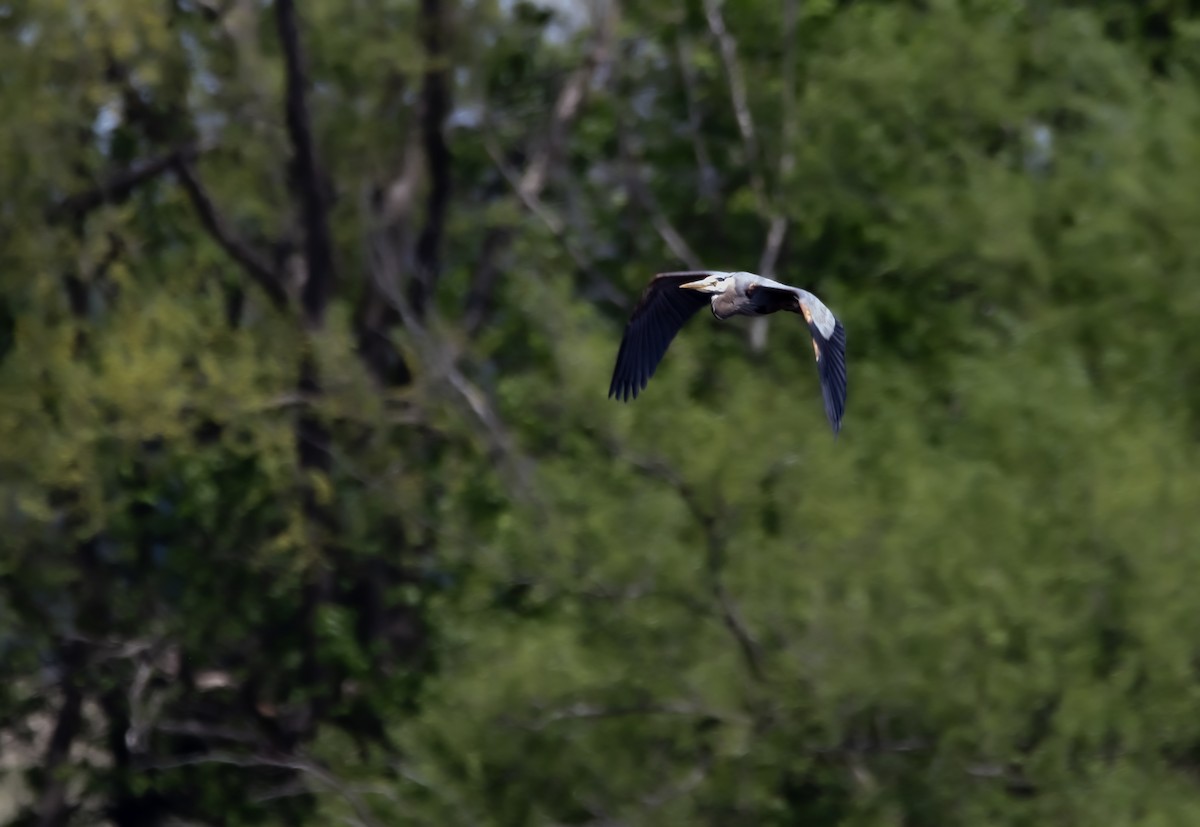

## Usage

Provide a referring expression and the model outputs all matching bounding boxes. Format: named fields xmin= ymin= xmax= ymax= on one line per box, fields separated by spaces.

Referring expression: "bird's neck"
xmin=710 ymin=298 xmax=735 ymax=320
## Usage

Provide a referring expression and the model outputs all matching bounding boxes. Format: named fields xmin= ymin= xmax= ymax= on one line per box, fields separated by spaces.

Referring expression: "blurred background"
xmin=3 ymin=0 xmax=1200 ymax=823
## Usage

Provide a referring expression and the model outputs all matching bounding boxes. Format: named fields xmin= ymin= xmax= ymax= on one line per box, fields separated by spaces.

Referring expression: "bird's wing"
xmin=750 ymin=283 xmax=848 ymax=435
xmin=812 ymin=316 xmax=848 ymax=436
xmin=608 ymin=272 xmax=715 ymax=401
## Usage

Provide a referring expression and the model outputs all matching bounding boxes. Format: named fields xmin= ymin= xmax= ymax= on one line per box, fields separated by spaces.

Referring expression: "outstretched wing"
xmin=811 ymin=317 xmax=848 ymax=435
xmin=750 ymin=281 xmax=848 ymax=435
xmin=608 ymin=272 xmax=714 ymax=402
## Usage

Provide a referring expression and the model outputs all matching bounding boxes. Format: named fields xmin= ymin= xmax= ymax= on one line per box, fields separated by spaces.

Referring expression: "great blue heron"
xmin=608 ymin=271 xmax=848 ymax=434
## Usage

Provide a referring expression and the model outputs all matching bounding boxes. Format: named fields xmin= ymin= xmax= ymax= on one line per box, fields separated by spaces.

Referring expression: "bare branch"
xmin=616 ymin=122 xmax=704 ymax=269
xmin=365 ymin=230 xmax=540 ymax=504
xmin=758 ymin=216 xmax=788 ymax=277
xmin=517 ymin=21 xmax=611 ymax=201
xmin=275 ymin=0 xmax=336 ymax=328
xmin=750 ymin=214 xmax=789 ymax=350
xmin=475 ymin=136 xmax=610 ymax=316
xmin=379 ymin=132 xmax=424 ymax=226
xmin=173 ymin=160 xmax=289 ymax=309
xmin=136 ymin=751 xmax=382 ymax=827
xmin=476 ymin=117 xmax=635 ymax=321
xmin=465 ymin=3 xmax=616 ymax=334
xmin=649 ymin=209 xmax=704 ymax=270
xmin=614 ymin=34 xmax=704 ymax=268
xmin=749 ymin=0 xmax=800 ymax=352
xmin=758 ymin=0 xmax=800 ymax=280
xmin=354 ymin=133 xmax=422 ymax=386
xmin=483 ymin=136 xmax=565 ymax=235
xmin=702 ymin=0 xmax=766 ymax=211
xmin=47 ymin=144 xmax=202 ymax=225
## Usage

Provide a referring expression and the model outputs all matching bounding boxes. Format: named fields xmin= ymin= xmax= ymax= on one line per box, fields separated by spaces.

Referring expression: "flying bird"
xmin=608 ymin=270 xmax=848 ymax=434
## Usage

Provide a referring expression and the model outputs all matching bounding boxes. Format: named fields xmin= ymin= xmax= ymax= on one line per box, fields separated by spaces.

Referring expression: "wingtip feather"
xmin=816 ymin=319 xmax=847 ymax=437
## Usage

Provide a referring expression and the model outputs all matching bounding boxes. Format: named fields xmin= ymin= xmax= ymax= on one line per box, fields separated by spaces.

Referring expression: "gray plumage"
xmin=608 ymin=270 xmax=848 ymax=435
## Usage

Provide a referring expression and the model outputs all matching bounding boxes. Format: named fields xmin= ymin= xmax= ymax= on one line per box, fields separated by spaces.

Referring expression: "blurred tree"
xmin=2 ymin=0 xmax=1200 ymax=825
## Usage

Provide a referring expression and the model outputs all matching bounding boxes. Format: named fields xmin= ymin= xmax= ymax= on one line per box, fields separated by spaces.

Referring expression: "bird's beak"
xmin=680 ymin=275 xmax=717 ymax=292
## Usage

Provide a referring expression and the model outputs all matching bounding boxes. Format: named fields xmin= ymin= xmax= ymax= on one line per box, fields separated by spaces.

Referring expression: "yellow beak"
xmin=680 ymin=277 xmax=715 ymax=291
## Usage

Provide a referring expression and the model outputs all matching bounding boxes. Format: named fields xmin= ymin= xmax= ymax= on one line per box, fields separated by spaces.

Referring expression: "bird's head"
xmin=679 ymin=272 xmax=735 ymax=294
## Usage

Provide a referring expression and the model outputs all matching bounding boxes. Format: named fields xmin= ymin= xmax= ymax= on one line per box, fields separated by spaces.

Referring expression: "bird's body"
xmin=608 ymin=270 xmax=848 ymax=434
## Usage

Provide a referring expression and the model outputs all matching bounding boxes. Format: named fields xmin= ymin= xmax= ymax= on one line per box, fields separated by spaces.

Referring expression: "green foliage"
xmin=2 ymin=0 xmax=1200 ymax=824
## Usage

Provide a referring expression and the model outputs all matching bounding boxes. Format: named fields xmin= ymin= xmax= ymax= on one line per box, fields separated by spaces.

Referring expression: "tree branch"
xmin=616 ymin=110 xmax=704 ymax=269
xmin=356 ymin=134 xmax=421 ymax=386
xmin=744 ymin=0 xmax=800 ymax=352
xmin=624 ymin=454 xmax=765 ymax=682
xmin=173 ymin=160 xmax=289 ymax=309
xmin=275 ymin=1 xmax=344 ymax=743
xmin=275 ymin=0 xmax=336 ymax=329
xmin=471 ymin=135 xmax=603 ymax=332
xmin=47 ymin=144 xmax=202 ymax=225
xmin=703 ymin=0 xmax=766 ymax=211
xmin=758 ymin=0 xmax=799 ymax=281
xmin=516 ymin=34 xmax=607 ymax=202
xmin=365 ymin=228 xmax=541 ymax=505
xmin=464 ymin=5 xmax=615 ymax=335
xmin=411 ymin=0 xmax=452 ymax=319
xmin=36 ymin=642 xmax=86 ymax=827
xmin=136 ymin=750 xmax=383 ymax=827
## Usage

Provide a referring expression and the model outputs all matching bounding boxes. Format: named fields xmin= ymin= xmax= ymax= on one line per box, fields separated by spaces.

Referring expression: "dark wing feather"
xmin=812 ymin=319 xmax=847 ymax=435
xmin=608 ymin=273 xmax=712 ymax=401
xmin=747 ymin=283 xmax=849 ymax=435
